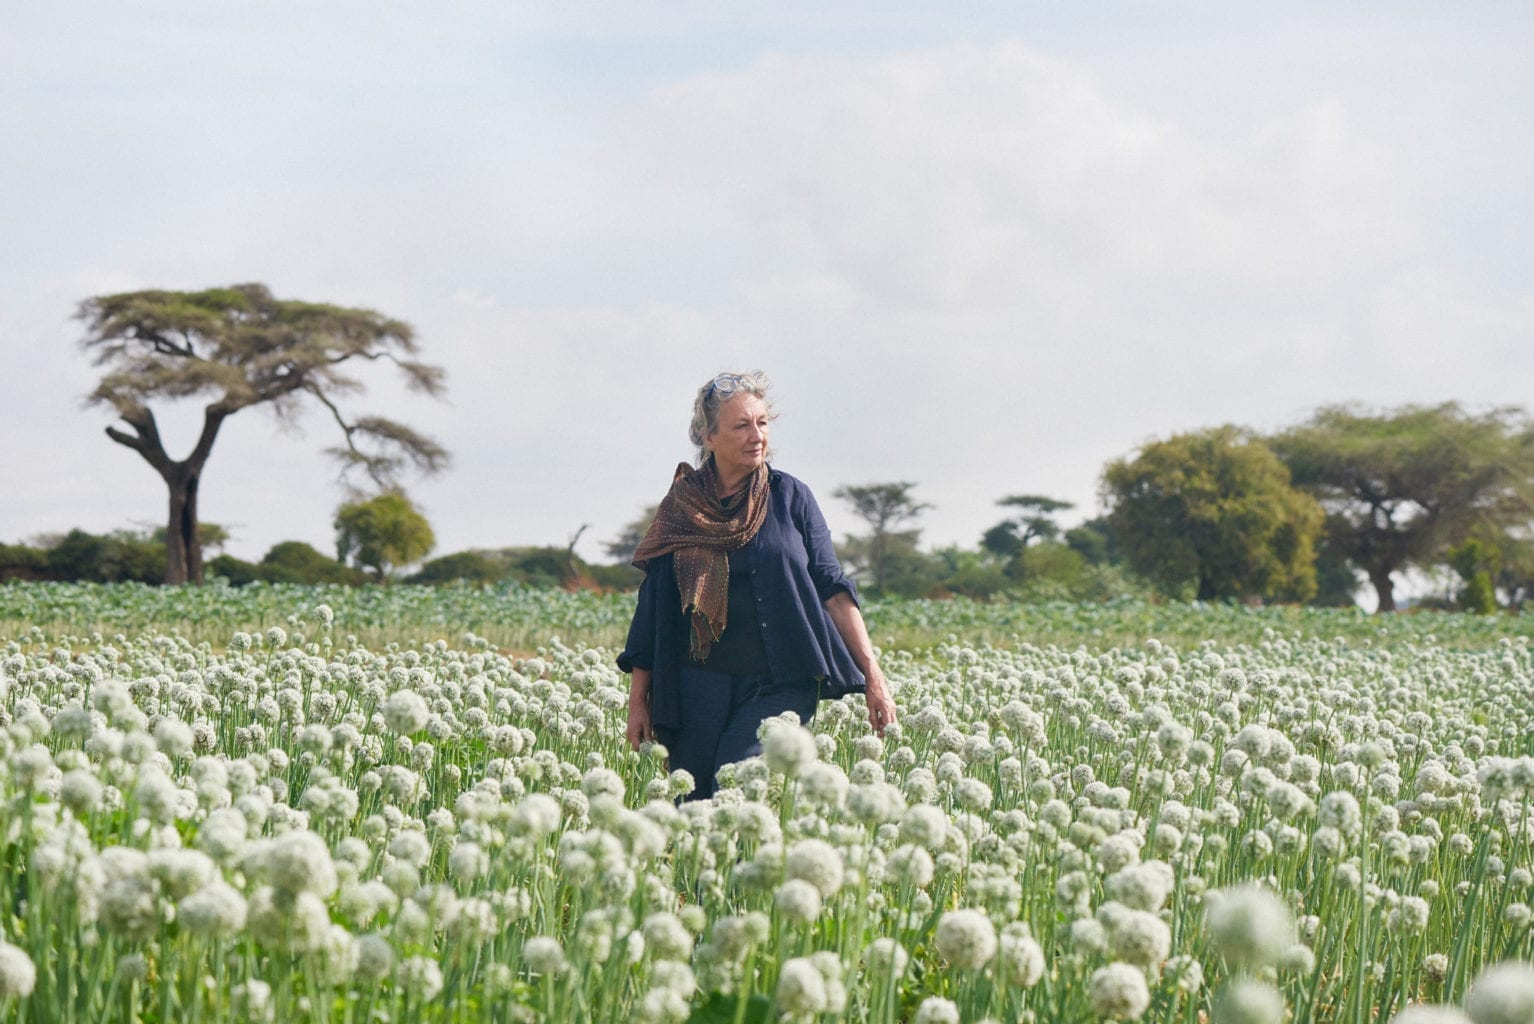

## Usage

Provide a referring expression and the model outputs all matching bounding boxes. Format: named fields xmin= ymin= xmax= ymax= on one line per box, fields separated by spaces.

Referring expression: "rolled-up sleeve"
xmin=616 ymin=570 xmax=658 ymax=672
xmin=793 ymin=479 xmax=860 ymax=606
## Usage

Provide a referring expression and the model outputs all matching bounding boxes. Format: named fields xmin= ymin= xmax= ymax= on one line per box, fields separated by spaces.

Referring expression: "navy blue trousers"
xmin=666 ymin=667 xmax=820 ymax=801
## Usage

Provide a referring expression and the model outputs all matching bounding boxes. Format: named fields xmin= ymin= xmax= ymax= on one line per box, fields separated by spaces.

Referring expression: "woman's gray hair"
xmin=689 ymin=370 xmax=775 ymax=464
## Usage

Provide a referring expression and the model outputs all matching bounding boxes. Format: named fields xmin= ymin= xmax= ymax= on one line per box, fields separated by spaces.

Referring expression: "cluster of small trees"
xmin=824 ymin=404 xmax=1534 ymax=612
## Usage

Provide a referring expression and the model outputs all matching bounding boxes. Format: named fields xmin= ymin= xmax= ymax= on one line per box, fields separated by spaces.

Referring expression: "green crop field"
xmin=1 ymin=583 xmax=1532 ymax=1022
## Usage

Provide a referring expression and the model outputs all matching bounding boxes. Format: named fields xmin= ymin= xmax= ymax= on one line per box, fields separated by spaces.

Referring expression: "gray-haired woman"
xmin=617 ymin=370 xmax=896 ymax=800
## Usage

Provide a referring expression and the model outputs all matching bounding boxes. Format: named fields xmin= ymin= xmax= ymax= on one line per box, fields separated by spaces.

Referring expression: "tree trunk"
xmin=106 ymin=403 xmax=228 ymax=587
xmin=1370 ymin=568 xmax=1397 ymax=613
xmin=164 ymin=467 xmax=204 ymax=585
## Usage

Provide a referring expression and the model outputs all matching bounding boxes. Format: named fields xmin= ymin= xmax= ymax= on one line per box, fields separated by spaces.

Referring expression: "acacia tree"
xmin=78 ymin=284 xmax=448 ymax=584
xmin=981 ymin=495 xmax=1074 ymax=580
xmin=833 ymin=482 xmax=931 ymax=594
xmin=1103 ymin=426 xmax=1324 ymax=603
xmin=1271 ymin=403 xmax=1534 ymax=612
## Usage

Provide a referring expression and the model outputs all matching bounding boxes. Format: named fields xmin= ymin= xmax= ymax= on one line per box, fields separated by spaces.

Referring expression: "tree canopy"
xmin=981 ymin=494 xmax=1074 ymax=579
xmin=832 ymin=482 xmax=931 ymax=594
xmin=78 ymin=283 xmax=448 ymax=584
xmin=1103 ymin=426 xmax=1324 ymax=603
xmin=334 ymin=493 xmax=436 ymax=582
xmin=1270 ymin=403 xmax=1534 ymax=611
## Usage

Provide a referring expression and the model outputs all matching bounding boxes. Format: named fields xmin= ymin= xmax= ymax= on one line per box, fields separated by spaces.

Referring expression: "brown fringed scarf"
xmin=632 ymin=459 xmax=770 ymax=661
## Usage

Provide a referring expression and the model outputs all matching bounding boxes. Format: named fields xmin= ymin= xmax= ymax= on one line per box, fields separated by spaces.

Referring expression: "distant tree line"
xmin=820 ymin=403 xmax=1534 ymax=613
xmin=14 ymin=401 xmax=1534 ymax=612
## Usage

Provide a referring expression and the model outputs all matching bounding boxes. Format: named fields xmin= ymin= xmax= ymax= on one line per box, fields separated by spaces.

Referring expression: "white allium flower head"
xmin=1111 ymin=911 xmax=1172 ymax=969
xmin=1206 ymin=884 xmax=1296 ymax=971
xmin=60 ymin=769 xmax=105 ymax=815
xmin=198 ymin=808 xmax=251 ymax=864
xmin=888 ymin=843 xmax=936 ymax=888
xmin=774 ymin=879 xmax=823 ymax=925
xmin=863 ymin=937 xmax=909 ymax=976
xmin=1318 ymin=791 xmax=1363 ymax=836
xmin=267 ymin=830 xmax=339 ymax=898
xmin=1466 ymin=961 xmax=1534 ymax=1024
xmin=177 ymin=880 xmax=248 ymax=938
xmin=0 ymin=941 xmax=37 ymax=999
xmin=900 ymin=804 xmax=950 ymax=852
xmin=1107 ymin=860 xmax=1175 ymax=912
xmin=998 ymin=923 xmax=1045 ymax=987
xmin=448 ymin=841 xmax=489 ymax=881
xmin=581 ymin=766 xmax=625 ymax=800
xmin=382 ymin=691 xmax=430 ymax=735
xmin=523 ymin=936 xmax=569 ymax=975
xmin=776 ymin=957 xmax=829 ymax=1015
xmin=935 ymin=908 xmax=998 ymax=970
xmin=784 ymin=838 xmax=844 ymax=897
xmin=248 ymin=888 xmax=332 ymax=953
xmin=1214 ymin=979 xmax=1287 ymax=1024
xmin=1089 ymin=962 xmax=1152 ymax=1020
xmin=643 ymin=912 xmax=693 ymax=962
xmin=397 ymin=956 xmax=445 ymax=1001
xmin=231 ymin=980 xmax=273 ymax=1023
xmin=1389 ymin=1007 xmax=1473 ymax=1024
xmin=913 ymin=996 xmax=961 ymax=1024
xmin=511 ymin=793 xmax=562 ymax=837
xmin=154 ymin=719 xmax=195 ymax=759
xmin=353 ymin=934 xmax=395 ymax=982
xmin=761 ymin=721 xmax=818 ymax=777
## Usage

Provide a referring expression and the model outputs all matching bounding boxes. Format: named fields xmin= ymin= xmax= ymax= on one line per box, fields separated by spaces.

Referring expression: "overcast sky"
xmin=3 ymin=2 xmax=1532 ymax=571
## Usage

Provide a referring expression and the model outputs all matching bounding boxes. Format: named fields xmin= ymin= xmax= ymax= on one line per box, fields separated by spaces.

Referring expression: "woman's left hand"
xmin=863 ymin=663 xmax=896 ymax=737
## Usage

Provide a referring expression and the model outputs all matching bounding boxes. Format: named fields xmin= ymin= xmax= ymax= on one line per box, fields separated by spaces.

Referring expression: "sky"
xmin=3 ymin=2 xmax=1532 ymax=576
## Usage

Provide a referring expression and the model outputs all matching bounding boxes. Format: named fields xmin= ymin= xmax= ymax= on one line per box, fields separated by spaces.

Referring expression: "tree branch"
xmin=105 ymin=407 xmax=173 ymax=477
xmin=187 ymin=404 xmax=230 ymax=470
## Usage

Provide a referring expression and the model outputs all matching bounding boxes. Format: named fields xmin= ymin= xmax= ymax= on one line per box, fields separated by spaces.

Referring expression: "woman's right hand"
xmin=626 ymin=700 xmax=653 ymax=751
xmin=626 ymin=668 xmax=654 ymax=751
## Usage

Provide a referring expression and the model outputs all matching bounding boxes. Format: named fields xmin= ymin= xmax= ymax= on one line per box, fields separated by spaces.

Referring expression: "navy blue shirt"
xmin=617 ymin=468 xmax=866 ymax=737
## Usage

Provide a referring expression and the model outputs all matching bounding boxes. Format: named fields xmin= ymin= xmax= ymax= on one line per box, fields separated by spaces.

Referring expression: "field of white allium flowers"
xmin=2 ymin=583 xmax=1534 ymax=1024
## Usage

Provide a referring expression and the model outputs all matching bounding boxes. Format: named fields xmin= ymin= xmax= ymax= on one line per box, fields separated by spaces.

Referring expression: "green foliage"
xmin=335 ymin=493 xmax=436 ymax=582
xmin=1449 ymin=538 xmax=1503 ymax=613
xmin=603 ymin=505 xmax=657 ymax=563
xmin=1064 ymin=516 xmax=1122 ymax=566
xmin=150 ymin=522 xmax=230 ymax=554
xmin=1310 ymin=529 xmax=1361 ymax=608
xmin=833 ymin=482 xmax=932 ymax=595
xmin=982 ymin=494 xmax=1074 ymax=580
xmin=1272 ymin=403 xmax=1534 ymax=612
xmin=0 ymin=542 xmax=50 ymax=581
xmin=1104 ymin=426 xmax=1324 ymax=603
xmin=411 ymin=551 xmax=507 ymax=586
xmin=25 ymin=528 xmax=165 ymax=584
xmin=261 ymin=541 xmax=369 ymax=584
xmin=410 ymin=546 xmax=642 ymax=591
xmin=686 ymin=993 xmax=772 ymax=1024
xmin=209 ymin=542 xmax=367 ymax=586
xmin=836 ymin=528 xmax=934 ymax=597
xmin=1461 ymin=571 xmax=1498 ymax=614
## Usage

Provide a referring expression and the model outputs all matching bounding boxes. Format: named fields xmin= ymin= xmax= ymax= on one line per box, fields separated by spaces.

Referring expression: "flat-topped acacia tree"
xmin=77 ymin=283 xmax=449 ymax=585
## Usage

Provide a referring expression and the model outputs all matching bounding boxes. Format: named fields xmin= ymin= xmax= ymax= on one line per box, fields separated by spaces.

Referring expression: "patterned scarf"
xmin=632 ymin=459 xmax=770 ymax=661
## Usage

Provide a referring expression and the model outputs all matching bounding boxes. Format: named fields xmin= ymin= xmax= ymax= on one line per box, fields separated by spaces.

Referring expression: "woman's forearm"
xmin=826 ymin=590 xmax=896 ymax=733
xmin=629 ymin=667 xmax=652 ymax=706
xmin=824 ymin=591 xmax=879 ymax=677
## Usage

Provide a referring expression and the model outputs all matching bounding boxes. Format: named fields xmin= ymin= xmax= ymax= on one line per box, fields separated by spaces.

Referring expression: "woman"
xmin=618 ymin=371 xmax=897 ymax=800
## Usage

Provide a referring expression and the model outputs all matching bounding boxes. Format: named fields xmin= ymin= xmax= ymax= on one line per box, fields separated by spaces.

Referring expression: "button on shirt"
xmin=617 ymin=469 xmax=866 ymax=738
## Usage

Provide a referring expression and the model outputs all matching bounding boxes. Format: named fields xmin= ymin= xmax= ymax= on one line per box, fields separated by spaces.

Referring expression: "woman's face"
xmin=707 ymin=392 xmax=771 ymax=481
